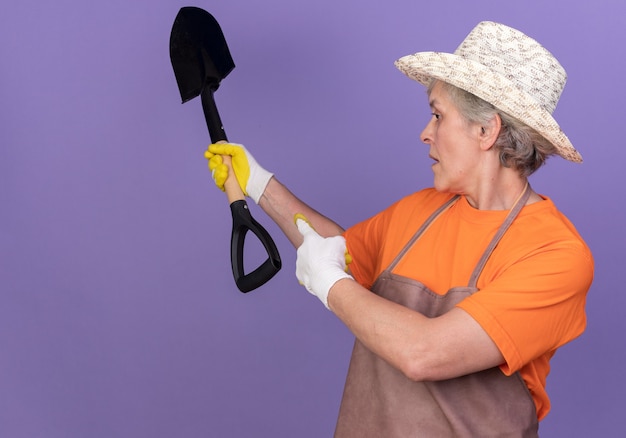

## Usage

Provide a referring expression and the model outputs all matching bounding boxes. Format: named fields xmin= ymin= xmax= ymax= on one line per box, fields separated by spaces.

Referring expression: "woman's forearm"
xmin=259 ymin=177 xmax=345 ymax=247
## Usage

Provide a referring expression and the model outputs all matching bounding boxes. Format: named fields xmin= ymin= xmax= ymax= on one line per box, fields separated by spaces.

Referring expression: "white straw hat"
xmin=395 ymin=21 xmax=582 ymax=163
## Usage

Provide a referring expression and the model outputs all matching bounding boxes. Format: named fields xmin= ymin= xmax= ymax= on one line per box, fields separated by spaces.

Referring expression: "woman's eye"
xmin=431 ymin=113 xmax=441 ymax=120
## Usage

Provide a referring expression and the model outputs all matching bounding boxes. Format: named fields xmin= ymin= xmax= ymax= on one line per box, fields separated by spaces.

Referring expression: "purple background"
xmin=1 ymin=0 xmax=624 ymax=436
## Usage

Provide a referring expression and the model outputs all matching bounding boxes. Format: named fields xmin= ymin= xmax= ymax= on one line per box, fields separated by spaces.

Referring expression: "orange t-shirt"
xmin=344 ymin=188 xmax=593 ymax=420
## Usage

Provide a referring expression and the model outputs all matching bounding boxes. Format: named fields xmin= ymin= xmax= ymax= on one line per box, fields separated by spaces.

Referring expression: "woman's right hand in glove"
xmin=204 ymin=143 xmax=273 ymax=204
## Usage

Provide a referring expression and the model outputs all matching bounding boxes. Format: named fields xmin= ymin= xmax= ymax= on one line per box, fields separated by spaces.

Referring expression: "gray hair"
xmin=428 ymin=80 xmax=558 ymax=177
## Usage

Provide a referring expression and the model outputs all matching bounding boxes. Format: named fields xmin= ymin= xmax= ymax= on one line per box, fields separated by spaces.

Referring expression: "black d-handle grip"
xmin=230 ymin=200 xmax=281 ymax=292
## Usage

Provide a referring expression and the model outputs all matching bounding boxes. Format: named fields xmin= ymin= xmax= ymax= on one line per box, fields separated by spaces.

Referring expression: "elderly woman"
xmin=206 ymin=21 xmax=593 ymax=437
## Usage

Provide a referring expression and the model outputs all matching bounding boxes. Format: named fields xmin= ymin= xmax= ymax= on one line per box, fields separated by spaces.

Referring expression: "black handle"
xmin=230 ymin=200 xmax=282 ymax=292
xmin=201 ymin=87 xmax=282 ymax=292
xmin=201 ymin=87 xmax=227 ymax=143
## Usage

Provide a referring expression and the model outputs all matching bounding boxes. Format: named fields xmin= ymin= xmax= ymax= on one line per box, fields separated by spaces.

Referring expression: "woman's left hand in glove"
xmin=295 ymin=215 xmax=353 ymax=309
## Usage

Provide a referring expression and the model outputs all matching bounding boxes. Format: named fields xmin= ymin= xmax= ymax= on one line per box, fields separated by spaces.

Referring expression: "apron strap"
xmin=384 ymin=183 xmax=532 ymax=287
xmin=468 ymin=183 xmax=532 ymax=288
xmin=386 ymin=195 xmax=460 ymax=273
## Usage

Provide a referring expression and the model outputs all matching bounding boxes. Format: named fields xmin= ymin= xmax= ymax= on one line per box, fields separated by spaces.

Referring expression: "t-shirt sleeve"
xmin=344 ymin=204 xmax=397 ymax=289
xmin=457 ymin=241 xmax=594 ymax=375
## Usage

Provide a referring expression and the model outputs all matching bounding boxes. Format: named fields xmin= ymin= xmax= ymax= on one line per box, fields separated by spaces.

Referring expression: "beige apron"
xmin=335 ymin=186 xmax=538 ymax=437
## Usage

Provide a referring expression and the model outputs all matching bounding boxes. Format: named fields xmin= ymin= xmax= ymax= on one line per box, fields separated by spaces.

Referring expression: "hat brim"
xmin=395 ymin=52 xmax=582 ymax=163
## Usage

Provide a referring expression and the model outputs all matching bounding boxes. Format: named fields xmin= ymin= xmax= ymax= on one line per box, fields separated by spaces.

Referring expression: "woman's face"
xmin=420 ymin=82 xmax=484 ymax=194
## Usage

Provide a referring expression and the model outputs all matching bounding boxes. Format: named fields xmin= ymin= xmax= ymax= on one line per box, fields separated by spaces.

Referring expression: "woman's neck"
xmin=463 ymin=168 xmax=538 ymax=210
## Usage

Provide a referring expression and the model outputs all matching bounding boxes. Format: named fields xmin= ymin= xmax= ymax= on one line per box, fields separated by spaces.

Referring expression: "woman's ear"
xmin=479 ymin=113 xmax=502 ymax=151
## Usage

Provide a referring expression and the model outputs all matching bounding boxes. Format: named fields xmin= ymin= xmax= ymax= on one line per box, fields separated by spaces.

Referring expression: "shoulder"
xmin=389 ymin=188 xmax=456 ymax=219
xmin=485 ymin=195 xmax=594 ymax=290
xmin=511 ymin=196 xmax=592 ymax=259
xmin=347 ymin=188 xmax=454 ymax=235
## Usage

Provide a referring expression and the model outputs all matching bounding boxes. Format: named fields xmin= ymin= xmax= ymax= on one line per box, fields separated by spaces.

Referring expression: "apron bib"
xmin=335 ymin=186 xmax=538 ymax=437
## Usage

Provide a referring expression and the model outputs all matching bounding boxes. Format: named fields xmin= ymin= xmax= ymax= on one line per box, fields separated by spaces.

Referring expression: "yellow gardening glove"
xmin=204 ymin=143 xmax=273 ymax=204
xmin=294 ymin=213 xmax=354 ymax=309
xmin=206 ymin=153 xmax=229 ymax=190
xmin=294 ymin=214 xmax=353 ymax=268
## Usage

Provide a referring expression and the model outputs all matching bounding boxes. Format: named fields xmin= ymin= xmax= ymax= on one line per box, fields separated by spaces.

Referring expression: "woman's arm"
xmin=327 ymin=278 xmax=505 ymax=381
xmin=207 ymin=143 xmax=344 ymax=248
xmin=259 ymin=176 xmax=345 ymax=247
xmin=294 ymin=221 xmax=506 ymax=382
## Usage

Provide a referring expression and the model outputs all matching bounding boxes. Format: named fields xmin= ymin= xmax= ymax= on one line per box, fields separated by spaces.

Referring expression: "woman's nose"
xmin=420 ymin=118 xmax=434 ymax=145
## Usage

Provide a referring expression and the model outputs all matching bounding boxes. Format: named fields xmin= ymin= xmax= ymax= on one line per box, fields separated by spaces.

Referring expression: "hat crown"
xmin=455 ymin=22 xmax=566 ymax=114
